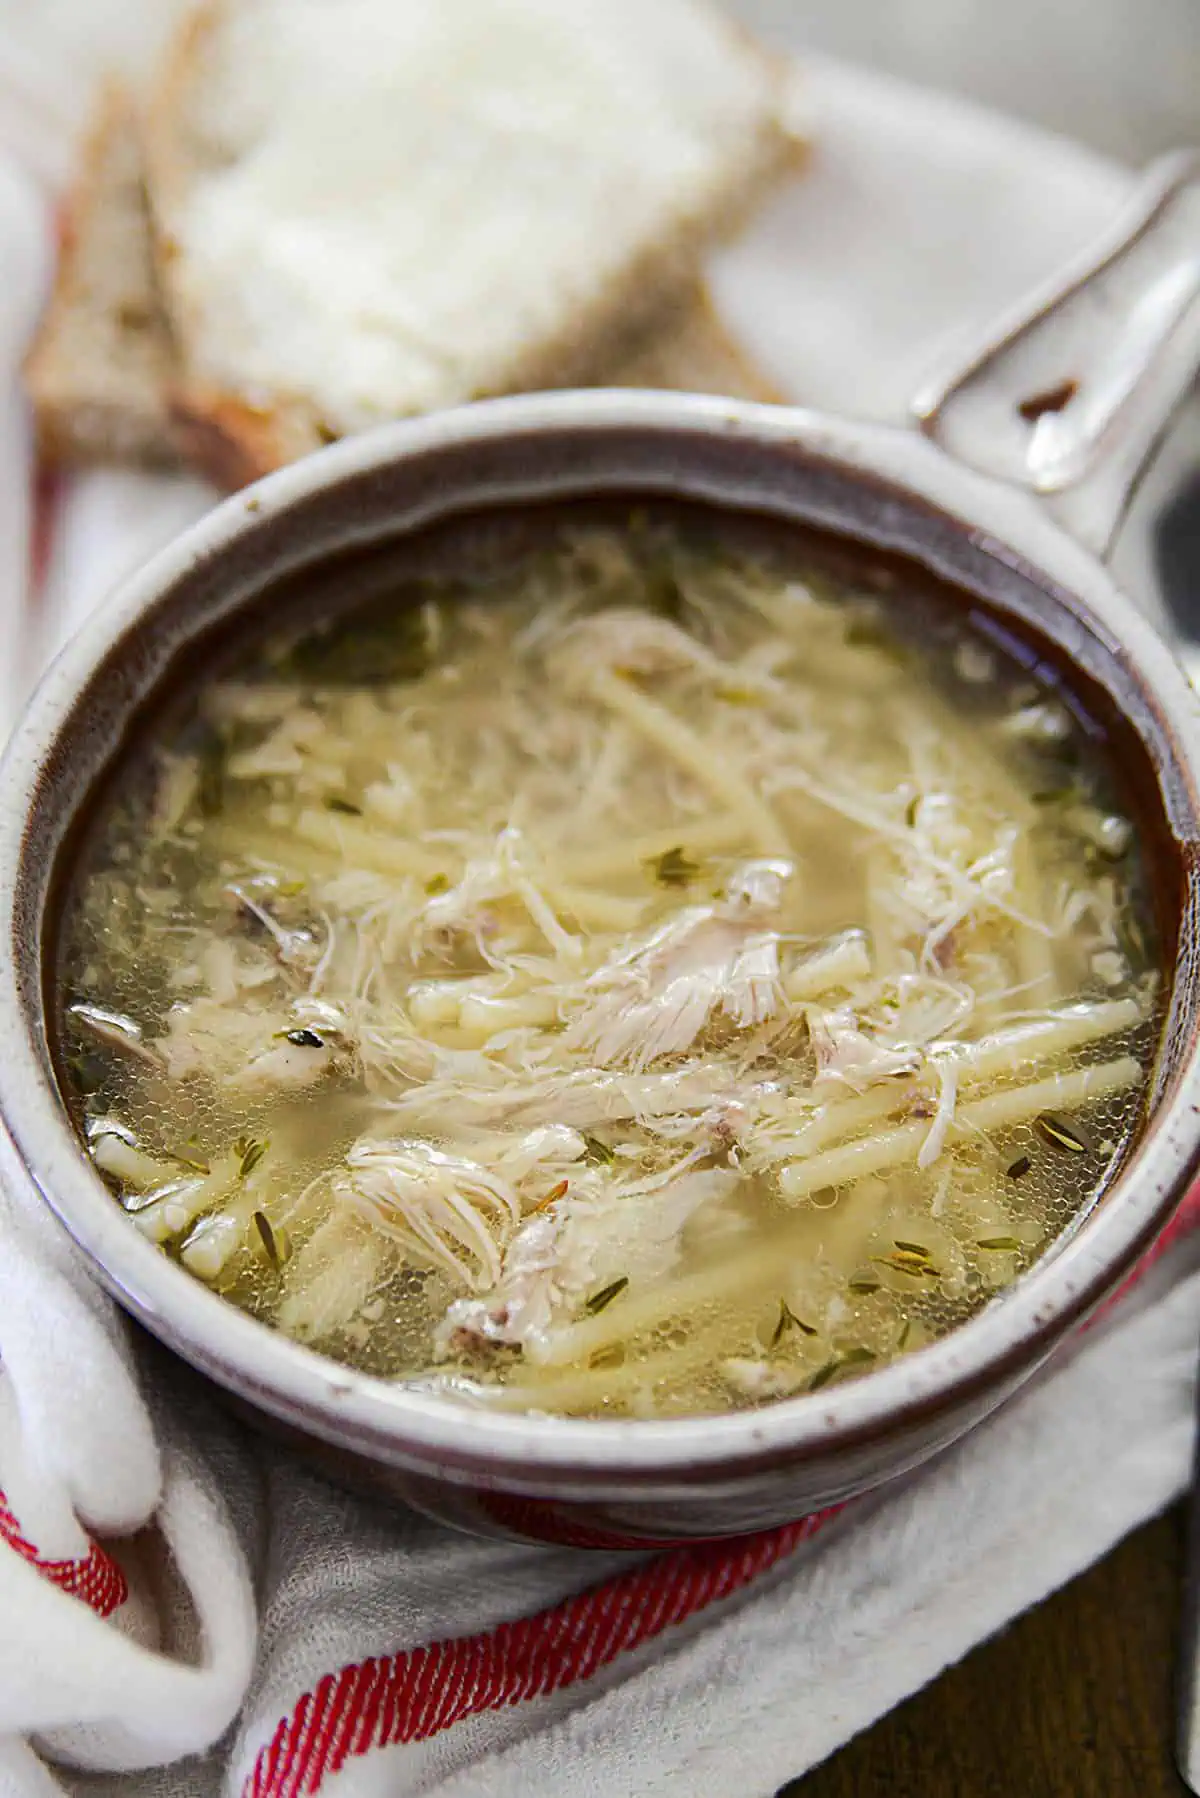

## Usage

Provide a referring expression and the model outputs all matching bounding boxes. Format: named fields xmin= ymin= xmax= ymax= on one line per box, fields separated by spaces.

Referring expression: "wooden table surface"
xmin=780 ymin=1507 xmax=1191 ymax=1797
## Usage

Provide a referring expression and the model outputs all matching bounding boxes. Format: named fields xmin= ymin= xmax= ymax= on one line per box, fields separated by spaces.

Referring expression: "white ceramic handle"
xmin=912 ymin=150 xmax=1200 ymax=560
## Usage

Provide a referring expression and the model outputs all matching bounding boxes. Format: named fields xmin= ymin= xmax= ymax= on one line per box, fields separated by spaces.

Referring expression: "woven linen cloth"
xmin=0 ymin=14 xmax=1197 ymax=1797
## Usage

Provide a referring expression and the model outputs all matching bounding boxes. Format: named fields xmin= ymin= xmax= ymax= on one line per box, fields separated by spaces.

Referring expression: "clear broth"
xmin=58 ymin=511 xmax=1161 ymax=1417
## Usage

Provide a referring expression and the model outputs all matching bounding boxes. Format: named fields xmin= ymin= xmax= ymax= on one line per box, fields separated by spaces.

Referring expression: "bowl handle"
xmin=911 ymin=150 xmax=1200 ymax=562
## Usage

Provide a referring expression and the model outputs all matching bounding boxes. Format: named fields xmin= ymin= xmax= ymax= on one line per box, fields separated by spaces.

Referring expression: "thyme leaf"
xmin=196 ymin=734 xmax=225 ymax=818
xmin=585 ymin=1277 xmax=629 ymax=1316
xmin=324 ymin=797 xmax=363 ymax=816
xmin=874 ymin=1250 xmax=940 ymax=1280
xmin=174 ymin=1152 xmax=211 ymax=1175
xmin=1035 ymin=1113 xmax=1094 ymax=1155
xmin=647 ymin=846 xmax=704 ymax=889
xmin=808 ymin=1346 xmax=876 ymax=1392
xmin=253 ymin=1210 xmax=281 ymax=1267
xmin=234 ymin=1135 xmax=268 ymax=1180
xmin=528 ymin=1178 xmax=569 ymax=1216
xmin=977 ymin=1236 xmax=1022 ymax=1252
xmin=770 ymin=1299 xmax=816 ymax=1348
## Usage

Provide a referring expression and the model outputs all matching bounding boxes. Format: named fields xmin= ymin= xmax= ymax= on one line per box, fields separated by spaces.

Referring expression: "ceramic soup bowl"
xmin=1 ymin=157 xmax=1198 ymax=1545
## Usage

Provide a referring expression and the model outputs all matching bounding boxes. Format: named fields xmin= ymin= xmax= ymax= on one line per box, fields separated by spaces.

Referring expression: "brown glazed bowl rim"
xmin=2 ymin=389 xmax=1199 ymax=1489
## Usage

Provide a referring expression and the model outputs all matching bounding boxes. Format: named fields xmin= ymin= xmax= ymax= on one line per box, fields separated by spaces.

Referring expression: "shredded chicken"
xmin=158 ymin=997 xmax=285 ymax=1083
xmin=565 ymin=861 xmax=793 ymax=1069
xmin=808 ymin=1006 xmax=923 ymax=1094
xmin=235 ymin=1037 xmax=339 ymax=1093
xmin=550 ymin=607 xmax=770 ymax=693
xmin=723 ymin=1358 xmax=807 ymax=1400
xmin=435 ymin=1161 xmax=737 ymax=1357
xmin=330 ymin=1139 xmax=524 ymax=1291
xmin=917 ymin=1054 xmax=960 ymax=1170
xmin=225 ymin=882 xmax=319 ymax=968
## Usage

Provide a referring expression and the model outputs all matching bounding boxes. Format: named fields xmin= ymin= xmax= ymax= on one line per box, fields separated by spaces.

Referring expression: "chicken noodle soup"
xmin=59 ymin=513 xmax=1160 ymax=1417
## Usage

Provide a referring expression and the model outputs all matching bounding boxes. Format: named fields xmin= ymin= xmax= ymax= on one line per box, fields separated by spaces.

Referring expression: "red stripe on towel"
xmin=243 ymin=1503 xmax=842 ymax=1797
xmin=0 ymin=1488 xmax=128 ymax=1617
xmin=1100 ymin=1180 xmax=1200 ymax=1317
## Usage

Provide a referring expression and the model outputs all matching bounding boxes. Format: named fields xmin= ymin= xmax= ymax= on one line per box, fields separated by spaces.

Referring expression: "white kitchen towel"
xmin=0 ymin=18 xmax=1198 ymax=1798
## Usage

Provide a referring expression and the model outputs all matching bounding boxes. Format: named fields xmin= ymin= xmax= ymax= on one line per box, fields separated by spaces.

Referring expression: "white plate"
xmin=19 ymin=56 xmax=1146 ymax=691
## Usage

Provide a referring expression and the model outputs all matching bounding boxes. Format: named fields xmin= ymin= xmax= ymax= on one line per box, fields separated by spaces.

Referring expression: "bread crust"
xmin=168 ymin=386 xmax=299 ymax=488
xmin=24 ymin=83 xmax=181 ymax=468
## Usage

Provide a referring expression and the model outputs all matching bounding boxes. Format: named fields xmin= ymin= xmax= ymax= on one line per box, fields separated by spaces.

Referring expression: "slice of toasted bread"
xmin=24 ymin=86 xmax=180 ymax=469
xmin=27 ymin=58 xmax=785 ymax=483
xmin=146 ymin=0 xmax=800 ymax=483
